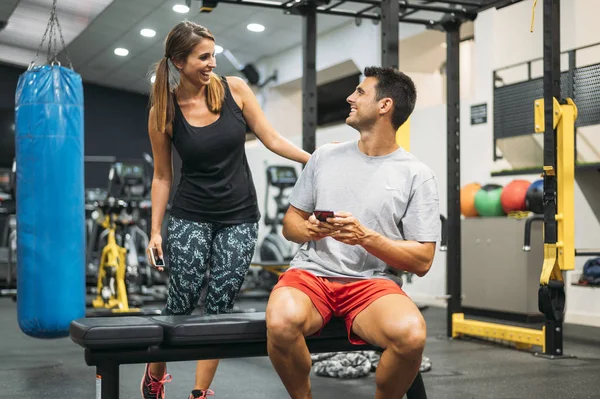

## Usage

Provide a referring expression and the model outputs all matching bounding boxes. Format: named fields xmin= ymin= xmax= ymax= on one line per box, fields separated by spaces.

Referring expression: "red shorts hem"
xmin=271 ymin=272 xmax=332 ymax=338
xmin=344 ymin=289 xmax=406 ymax=345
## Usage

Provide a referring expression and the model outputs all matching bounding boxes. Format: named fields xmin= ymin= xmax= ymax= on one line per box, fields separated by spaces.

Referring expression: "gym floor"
xmin=1 ymin=297 xmax=599 ymax=399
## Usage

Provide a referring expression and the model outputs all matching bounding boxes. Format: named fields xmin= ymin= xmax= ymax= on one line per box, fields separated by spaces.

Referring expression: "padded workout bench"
xmin=70 ymin=312 xmax=426 ymax=398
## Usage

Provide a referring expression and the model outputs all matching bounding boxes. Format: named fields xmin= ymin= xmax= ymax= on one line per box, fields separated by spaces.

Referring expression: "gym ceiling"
xmin=0 ymin=0 xmax=521 ymax=95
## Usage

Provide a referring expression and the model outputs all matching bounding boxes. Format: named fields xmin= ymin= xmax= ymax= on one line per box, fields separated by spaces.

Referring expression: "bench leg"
xmin=96 ymin=362 xmax=119 ymax=399
xmin=406 ymin=372 xmax=427 ymax=399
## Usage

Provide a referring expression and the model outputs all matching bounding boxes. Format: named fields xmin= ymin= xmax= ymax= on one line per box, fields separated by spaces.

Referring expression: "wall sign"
xmin=471 ymin=103 xmax=488 ymax=125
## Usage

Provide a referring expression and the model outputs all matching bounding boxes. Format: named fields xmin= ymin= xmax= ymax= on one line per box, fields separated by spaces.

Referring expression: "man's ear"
xmin=379 ymin=98 xmax=394 ymax=115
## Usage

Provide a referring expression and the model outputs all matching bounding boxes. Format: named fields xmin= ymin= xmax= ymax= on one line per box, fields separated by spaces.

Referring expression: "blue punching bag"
xmin=15 ymin=64 xmax=86 ymax=338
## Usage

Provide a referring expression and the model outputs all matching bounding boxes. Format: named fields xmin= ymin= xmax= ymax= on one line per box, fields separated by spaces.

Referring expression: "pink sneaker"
xmin=189 ymin=389 xmax=215 ymax=398
xmin=140 ymin=363 xmax=172 ymax=399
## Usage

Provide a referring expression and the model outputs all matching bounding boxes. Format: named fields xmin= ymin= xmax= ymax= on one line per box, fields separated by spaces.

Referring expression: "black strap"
xmin=538 ymin=281 xmax=565 ymax=321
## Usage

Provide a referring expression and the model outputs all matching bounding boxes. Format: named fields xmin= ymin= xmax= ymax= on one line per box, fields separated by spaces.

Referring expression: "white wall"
xmin=410 ymin=72 xmax=445 ymax=110
xmin=257 ymin=86 xmax=303 ymax=139
xmin=397 ymin=38 xmax=476 ymax=111
xmin=256 ymin=21 xmax=426 ymax=89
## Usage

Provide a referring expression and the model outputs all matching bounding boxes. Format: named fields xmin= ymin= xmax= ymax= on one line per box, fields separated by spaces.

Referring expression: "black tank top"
xmin=169 ymin=77 xmax=260 ymax=224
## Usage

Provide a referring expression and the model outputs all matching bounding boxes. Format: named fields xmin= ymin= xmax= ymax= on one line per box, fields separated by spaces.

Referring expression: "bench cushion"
xmin=70 ymin=316 xmax=163 ymax=350
xmin=69 ymin=313 xmax=353 ymax=350
xmin=152 ymin=312 xmax=267 ymax=346
xmin=152 ymin=312 xmax=350 ymax=346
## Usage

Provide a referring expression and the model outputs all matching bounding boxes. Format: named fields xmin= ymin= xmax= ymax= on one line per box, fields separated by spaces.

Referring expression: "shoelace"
xmin=192 ymin=389 xmax=215 ymax=398
xmin=149 ymin=373 xmax=173 ymax=395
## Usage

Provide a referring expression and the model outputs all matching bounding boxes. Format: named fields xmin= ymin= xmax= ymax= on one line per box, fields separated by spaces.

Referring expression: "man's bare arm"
xmin=327 ymin=212 xmax=436 ymax=277
xmin=361 ymin=235 xmax=436 ymax=277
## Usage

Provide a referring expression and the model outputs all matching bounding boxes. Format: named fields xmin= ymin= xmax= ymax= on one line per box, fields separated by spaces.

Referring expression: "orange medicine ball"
xmin=460 ymin=183 xmax=481 ymax=217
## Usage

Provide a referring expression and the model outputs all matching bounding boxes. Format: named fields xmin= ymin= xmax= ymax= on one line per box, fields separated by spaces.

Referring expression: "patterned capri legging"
xmin=163 ymin=215 xmax=259 ymax=316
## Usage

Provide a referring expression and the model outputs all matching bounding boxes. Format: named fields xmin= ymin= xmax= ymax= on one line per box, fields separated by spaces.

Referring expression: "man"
xmin=265 ymin=66 xmax=441 ymax=399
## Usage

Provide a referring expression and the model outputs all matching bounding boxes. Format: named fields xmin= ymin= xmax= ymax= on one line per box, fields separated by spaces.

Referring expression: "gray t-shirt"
xmin=288 ymin=140 xmax=441 ymax=282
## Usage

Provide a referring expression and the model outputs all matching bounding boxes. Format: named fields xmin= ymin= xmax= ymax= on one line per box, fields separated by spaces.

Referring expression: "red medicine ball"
xmin=500 ymin=179 xmax=531 ymax=213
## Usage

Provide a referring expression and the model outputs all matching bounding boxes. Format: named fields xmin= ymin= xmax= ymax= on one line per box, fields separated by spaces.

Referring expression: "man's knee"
xmin=266 ymin=288 xmax=319 ymax=345
xmin=384 ymin=315 xmax=427 ymax=358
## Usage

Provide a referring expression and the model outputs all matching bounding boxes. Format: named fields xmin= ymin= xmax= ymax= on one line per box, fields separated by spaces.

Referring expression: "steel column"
xmin=444 ymin=20 xmax=462 ymax=338
xmin=302 ymin=1 xmax=317 ymax=154
xmin=541 ymin=0 xmax=563 ymax=357
xmin=380 ymin=0 xmax=399 ymax=68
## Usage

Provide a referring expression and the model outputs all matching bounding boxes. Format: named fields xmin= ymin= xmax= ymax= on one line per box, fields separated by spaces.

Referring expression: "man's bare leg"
xmin=352 ymin=294 xmax=427 ymax=399
xmin=266 ymin=287 xmax=324 ymax=399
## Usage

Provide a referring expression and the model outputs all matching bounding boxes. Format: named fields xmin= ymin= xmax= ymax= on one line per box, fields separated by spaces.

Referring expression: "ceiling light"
xmin=173 ymin=4 xmax=190 ymax=13
xmin=215 ymin=45 xmax=223 ymax=54
xmin=114 ymin=48 xmax=129 ymax=56
xmin=247 ymin=23 xmax=265 ymax=33
xmin=151 ymin=75 xmax=156 ymax=84
xmin=140 ymin=28 xmax=156 ymax=38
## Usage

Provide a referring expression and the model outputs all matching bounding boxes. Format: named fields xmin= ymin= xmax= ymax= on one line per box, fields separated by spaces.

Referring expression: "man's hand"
xmin=327 ymin=212 xmax=376 ymax=246
xmin=305 ymin=214 xmax=337 ymax=240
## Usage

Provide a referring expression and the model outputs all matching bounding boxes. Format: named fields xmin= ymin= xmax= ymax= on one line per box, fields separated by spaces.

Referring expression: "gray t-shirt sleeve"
xmin=401 ymin=176 xmax=441 ymax=242
xmin=288 ymin=149 xmax=318 ymax=213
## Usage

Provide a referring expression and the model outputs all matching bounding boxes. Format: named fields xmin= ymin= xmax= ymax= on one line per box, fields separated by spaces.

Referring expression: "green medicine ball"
xmin=474 ymin=184 xmax=505 ymax=217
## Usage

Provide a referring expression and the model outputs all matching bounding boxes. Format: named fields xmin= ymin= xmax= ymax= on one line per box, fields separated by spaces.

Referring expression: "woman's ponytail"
xmin=150 ymin=57 xmax=174 ymax=133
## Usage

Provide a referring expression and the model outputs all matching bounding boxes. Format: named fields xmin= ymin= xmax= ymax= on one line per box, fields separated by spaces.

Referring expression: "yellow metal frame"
xmin=92 ymin=215 xmax=139 ymax=313
xmin=452 ymin=97 xmax=577 ymax=351
xmin=534 ymin=97 xmax=577 ymax=284
xmin=452 ymin=313 xmax=546 ymax=352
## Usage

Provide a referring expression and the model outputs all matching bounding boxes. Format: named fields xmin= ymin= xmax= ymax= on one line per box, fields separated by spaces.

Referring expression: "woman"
xmin=141 ymin=21 xmax=310 ymax=399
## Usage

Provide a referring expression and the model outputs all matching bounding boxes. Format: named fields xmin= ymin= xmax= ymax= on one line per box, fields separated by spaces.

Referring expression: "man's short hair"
xmin=364 ymin=66 xmax=417 ymax=130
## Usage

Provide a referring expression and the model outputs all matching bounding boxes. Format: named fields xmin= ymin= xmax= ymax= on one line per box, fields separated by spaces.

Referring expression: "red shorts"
xmin=272 ymin=268 xmax=407 ymax=345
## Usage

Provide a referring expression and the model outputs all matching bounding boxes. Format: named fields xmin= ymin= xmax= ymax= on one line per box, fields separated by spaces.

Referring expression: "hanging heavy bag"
xmin=15 ymin=0 xmax=85 ymax=338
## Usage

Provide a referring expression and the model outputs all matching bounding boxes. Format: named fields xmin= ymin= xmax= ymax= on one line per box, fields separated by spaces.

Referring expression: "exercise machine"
xmin=86 ymin=154 xmax=158 ymax=287
xmin=85 ymin=187 xmax=108 ymax=285
xmin=91 ymin=197 xmax=138 ymax=312
xmin=0 ymin=160 xmax=16 ymax=298
xmin=259 ymin=165 xmax=298 ymax=263
xmin=88 ymin=159 xmax=164 ymax=314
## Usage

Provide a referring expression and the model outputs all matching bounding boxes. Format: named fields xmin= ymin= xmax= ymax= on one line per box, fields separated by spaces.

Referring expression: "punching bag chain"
xmin=30 ymin=0 xmax=73 ymax=70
